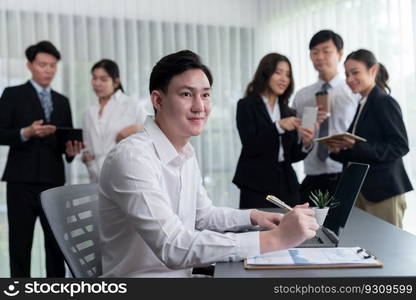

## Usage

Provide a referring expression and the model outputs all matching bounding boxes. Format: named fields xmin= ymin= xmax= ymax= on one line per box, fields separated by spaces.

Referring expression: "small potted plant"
xmin=308 ymin=190 xmax=339 ymax=226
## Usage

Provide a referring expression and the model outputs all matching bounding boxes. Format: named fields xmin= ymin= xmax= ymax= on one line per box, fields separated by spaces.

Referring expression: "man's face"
xmin=153 ymin=68 xmax=212 ymax=143
xmin=310 ymin=40 xmax=342 ymax=76
xmin=27 ymin=52 xmax=58 ymax=88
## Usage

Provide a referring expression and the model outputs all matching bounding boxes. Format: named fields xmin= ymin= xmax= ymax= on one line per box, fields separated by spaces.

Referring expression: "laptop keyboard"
xmin=303 ymin=233 xmax=324 ymax=245
xmin=302 ymin=237 xmax=321 ymax=245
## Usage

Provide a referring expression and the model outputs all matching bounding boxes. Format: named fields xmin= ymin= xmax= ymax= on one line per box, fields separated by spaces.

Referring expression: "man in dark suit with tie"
xmin=0 ymin=41 xmax=82 ymax=277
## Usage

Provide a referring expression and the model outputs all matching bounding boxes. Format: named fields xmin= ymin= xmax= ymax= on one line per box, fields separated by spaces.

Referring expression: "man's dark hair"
xmin=25 ymin=40 xmax=61 ymax=62
xmin=309 ymin=30 xmax=344 ymax=51
xmin=149 ymin=50 xmax=213 ymax=94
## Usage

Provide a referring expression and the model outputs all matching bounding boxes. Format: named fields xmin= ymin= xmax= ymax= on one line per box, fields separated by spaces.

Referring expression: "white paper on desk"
xmin=301 ymin=106 xmax=318 ymax=129
xmin=247 ymin=247 xmax=379 ymax=265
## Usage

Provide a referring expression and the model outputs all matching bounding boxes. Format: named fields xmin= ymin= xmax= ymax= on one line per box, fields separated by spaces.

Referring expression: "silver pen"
xmin=266 ymin=195 xmax=293 ymax=211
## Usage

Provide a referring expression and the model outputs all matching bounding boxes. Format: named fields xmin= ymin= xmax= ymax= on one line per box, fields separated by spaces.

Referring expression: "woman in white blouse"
xmin=82 ymin=59 xmax=147 ymax=182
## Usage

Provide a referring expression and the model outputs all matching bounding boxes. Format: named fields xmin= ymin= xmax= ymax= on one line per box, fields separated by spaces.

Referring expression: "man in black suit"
xmin=0 ymin=41 xmax=82 ymax=277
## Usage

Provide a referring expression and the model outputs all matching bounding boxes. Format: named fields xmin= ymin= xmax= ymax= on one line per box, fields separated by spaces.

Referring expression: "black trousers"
xmin=6 ymin=183 xmax=65 ymax=277
xmin=299 ymin=173 xmax=342 ymax=205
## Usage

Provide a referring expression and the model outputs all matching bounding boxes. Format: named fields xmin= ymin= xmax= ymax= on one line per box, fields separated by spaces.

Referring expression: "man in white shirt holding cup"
xmin=292 ymin=30 xmax=358 ymax=205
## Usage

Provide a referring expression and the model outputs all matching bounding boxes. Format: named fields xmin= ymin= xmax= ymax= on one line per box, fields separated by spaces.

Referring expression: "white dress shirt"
xmin=82 ymin=90 xmax=147 ymax=182
xmin=99 ymin=117 xmax=260 ymax=277
xmin=351 ymin=96 xmax=367 ymax=135
xmin=292 ymin=74 xmax=358 ymax=175
xmin=261 ymin=95 xmax=285 ymax=162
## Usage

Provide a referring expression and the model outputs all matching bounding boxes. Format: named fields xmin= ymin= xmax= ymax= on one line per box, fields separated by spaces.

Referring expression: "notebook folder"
xmin=244 ymin=247 xmax=383 ymax=270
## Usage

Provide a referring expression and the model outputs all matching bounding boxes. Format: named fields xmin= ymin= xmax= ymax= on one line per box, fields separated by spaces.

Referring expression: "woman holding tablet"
xmin=327 ymin=49 xmax=412 ymax=227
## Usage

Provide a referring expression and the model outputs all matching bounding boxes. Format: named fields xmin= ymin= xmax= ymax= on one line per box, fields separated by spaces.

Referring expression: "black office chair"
xmin=40 ymin=183 xmax=102 ymax=278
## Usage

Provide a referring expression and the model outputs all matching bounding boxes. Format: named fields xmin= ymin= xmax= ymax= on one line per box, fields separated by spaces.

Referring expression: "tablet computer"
xmin=314 ymin=132 xmax=367 ymax=143
xmin=56 ymin=127 xmax=83 ymax=144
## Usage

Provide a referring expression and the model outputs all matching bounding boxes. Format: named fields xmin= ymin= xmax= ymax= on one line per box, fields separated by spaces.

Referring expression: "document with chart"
xmin=245 ymin=247 xmax=383 ymax=269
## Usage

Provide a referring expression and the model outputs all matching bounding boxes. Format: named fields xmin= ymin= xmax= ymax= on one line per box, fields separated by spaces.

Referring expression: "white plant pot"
xmin=313 ymin=207 xmax=329 ymax=226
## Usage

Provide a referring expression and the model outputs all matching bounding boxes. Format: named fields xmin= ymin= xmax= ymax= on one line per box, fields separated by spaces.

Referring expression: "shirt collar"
xmin=317 ymin=73 xmax=343 ymax=89
xmin=93 ymin=90 xmax=124 ymax=108
xmin=260 ymin=94 xmax=278 ymax=105
xmin=30 ymin=79 xmax=51 ymax=94
xmin=143 ymin=116 xmax=194 ymax=165
xmin=112 ymin=89 xmax=124 ymax=102
xmin=260 ymin=94 xmax=279 ymax=117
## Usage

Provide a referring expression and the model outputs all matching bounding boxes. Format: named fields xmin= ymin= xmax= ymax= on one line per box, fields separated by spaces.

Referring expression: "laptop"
xmin=297 ymin=162 xmax=369 ymax=248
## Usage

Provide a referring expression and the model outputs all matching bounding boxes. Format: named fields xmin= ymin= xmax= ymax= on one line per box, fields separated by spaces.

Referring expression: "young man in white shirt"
xmin=292 ymin=30 xmax=358 ymax=204
xmin=99 ymin=50 xmax=318 ymax=277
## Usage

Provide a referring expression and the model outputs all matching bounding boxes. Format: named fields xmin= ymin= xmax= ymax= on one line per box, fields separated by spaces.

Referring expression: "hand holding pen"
xmin=266 ymin=195 xmax=294 ymax=211
xmin=266 ymin=195 xmax=314 ymax=213
xmin=259 ymin=196 xmax=319 ymax=252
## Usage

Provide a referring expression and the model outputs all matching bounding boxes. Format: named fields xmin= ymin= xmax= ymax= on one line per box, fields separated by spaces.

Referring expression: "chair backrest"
xmin=40 ymin=183 xmax=102 ymax=278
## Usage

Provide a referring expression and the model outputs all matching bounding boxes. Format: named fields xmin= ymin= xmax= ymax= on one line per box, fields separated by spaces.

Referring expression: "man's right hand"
xmin=23 ymin=120 xmax=56 ymax=138
xmin=316 ymin=104 xmax=329 ymax=124
xmin=259 ymin=203 xmax=319 ymax=253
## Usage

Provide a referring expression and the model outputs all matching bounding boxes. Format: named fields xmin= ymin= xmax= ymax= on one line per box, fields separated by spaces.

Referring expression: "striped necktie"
xmin=39 ymin=89 xmax=53 ymax=123
xmin=317 ymin=82 xmax=330 ymax=161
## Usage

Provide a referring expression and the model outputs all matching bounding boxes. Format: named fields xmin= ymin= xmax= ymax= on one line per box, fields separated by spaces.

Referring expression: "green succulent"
xmin=308 ymin=190 xmax=339 ymax=209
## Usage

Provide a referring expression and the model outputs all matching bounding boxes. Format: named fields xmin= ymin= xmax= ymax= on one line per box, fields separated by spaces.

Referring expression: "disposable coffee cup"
xmin=315 ymin=91 xmax=331 ymax=117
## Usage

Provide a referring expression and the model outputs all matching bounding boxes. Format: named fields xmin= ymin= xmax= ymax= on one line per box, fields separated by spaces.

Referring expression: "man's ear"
xmin=338 ymin=49 xmax=344 ymax=61
xmin=26 ymin=61 xmax=32 ymax=72
xmin=151 ymin=90 xmax=164 ymax=113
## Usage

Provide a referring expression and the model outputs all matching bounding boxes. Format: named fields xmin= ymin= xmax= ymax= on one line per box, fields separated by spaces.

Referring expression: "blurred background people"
xmin=292 ymin=30 xmax=358 ymax=204
xmin=327 ymin=49 xmax=413 ymax=228
xmin=233 ymin=53 xmax=315 ymax=209
xmin=82 ymin=59 xmax=147 ymax=182
xmin=0 ymin=41 xmax=81 ymax=277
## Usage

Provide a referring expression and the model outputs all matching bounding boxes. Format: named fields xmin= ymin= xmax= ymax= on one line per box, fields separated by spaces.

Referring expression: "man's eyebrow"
xmin=179 ymin=85 xmax=211 ymax=91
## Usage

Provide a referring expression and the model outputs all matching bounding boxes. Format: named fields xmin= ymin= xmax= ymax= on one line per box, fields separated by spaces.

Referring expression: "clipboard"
xmin=244 ymin=247 xmax=383 ymax=270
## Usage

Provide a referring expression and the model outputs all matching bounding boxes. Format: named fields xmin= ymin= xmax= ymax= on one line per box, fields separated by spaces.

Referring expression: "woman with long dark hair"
xmin=82 ymin=59 xmax=147 ymax=182
xmin=233 ymin=53 xmax=315 ymax=208
xmin=326 ymin=49 xmax=413 ymax=227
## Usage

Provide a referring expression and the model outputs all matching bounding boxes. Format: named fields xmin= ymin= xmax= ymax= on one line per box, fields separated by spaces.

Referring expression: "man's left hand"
xmin=65 ymin=140 xmax=83 ymax=157
xmin=250 ymin=209 xmax=283 ymax=229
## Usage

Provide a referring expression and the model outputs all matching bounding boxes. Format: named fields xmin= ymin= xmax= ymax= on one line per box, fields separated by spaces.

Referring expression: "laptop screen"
xmin=322 ymin=162 xmax=369 ymax=238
